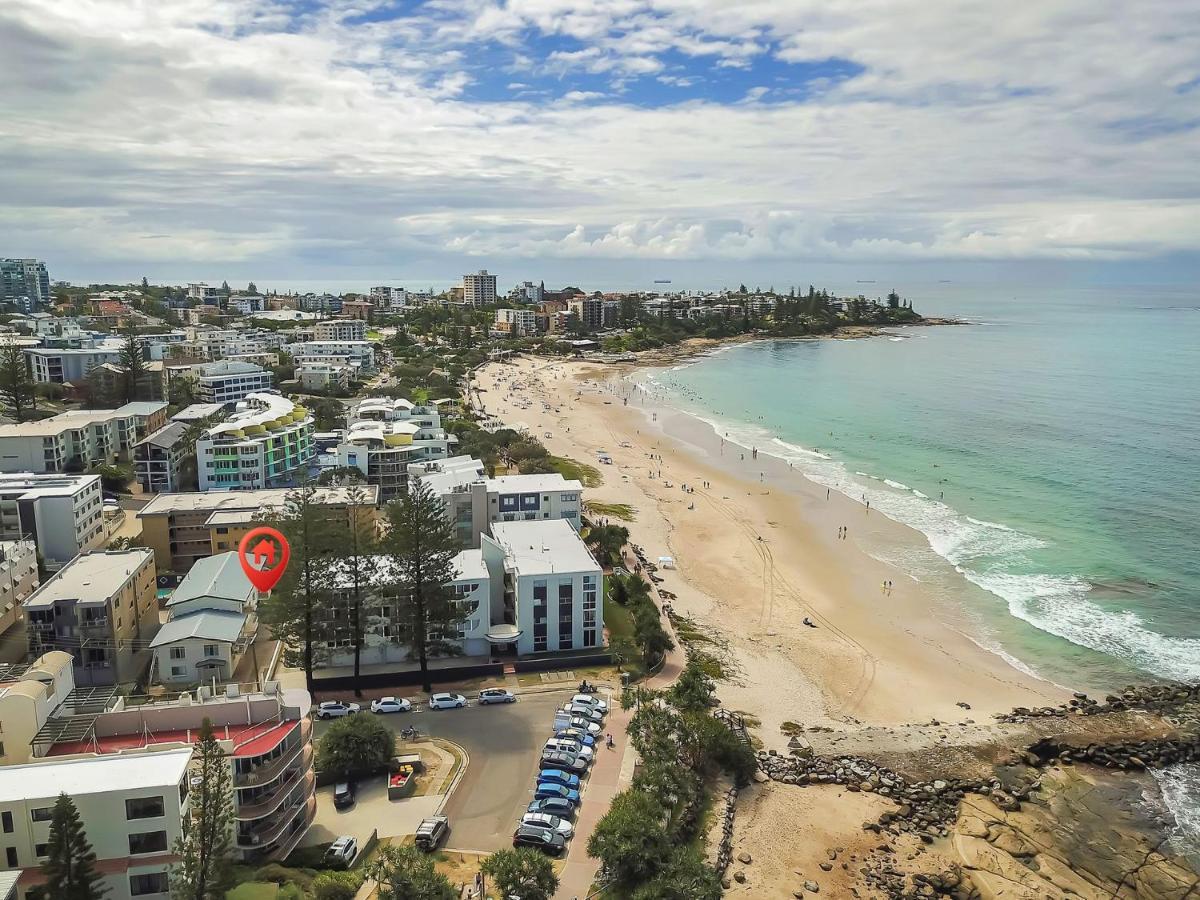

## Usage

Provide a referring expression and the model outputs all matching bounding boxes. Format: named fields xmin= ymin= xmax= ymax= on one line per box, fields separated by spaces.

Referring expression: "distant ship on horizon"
xmin=654 ymin=279 xmax=672 ymax=284
xmin=856 ymin=279 xmax=876 ymax=284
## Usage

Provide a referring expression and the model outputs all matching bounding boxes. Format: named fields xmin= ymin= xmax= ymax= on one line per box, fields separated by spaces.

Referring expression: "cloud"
xmin=0 ymin=0 xmax=1197 ymax=281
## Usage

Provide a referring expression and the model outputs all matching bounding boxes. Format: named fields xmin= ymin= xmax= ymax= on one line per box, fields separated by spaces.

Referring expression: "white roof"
xmin=24 ymin=550 xmax=153 ymax=609
xmin=140 ymin=485 xmax=379 ymax=516
xmin=0 ymin=473 xmax=99 ymax=499
xmin=487 ymin=474 xmax=582 ymax=494
xmin=451 ymin=549 xmax=489 ymax=583
xmin=0 ymin=747 xmax=193 ymax=802
xmin=489 ymin=519 xmax=599 ymax=577
xmin=206 ymin=393 xmax=307 ymax=438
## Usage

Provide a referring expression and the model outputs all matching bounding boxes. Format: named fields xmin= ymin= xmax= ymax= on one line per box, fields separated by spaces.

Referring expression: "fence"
xmin=312 ymin=662 xmax=505 ymax=692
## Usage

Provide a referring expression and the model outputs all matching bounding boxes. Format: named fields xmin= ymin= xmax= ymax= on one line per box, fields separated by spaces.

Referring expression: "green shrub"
xmin=316 ymin=713 xmax=393 ymax=780
xmin=312 ymin=870 xmax=362 ymax=900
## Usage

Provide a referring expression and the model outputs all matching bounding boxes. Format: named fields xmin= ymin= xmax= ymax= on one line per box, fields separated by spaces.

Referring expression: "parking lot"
xmin=313 ymin=689 xmax=608 ymax=854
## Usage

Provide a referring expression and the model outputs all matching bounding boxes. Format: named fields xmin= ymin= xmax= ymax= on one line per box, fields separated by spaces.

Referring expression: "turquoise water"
xmin=646 ymin=285 xmax=1200 ymax=686
xmin=642 ymin=283 xmax=1200 ymax=854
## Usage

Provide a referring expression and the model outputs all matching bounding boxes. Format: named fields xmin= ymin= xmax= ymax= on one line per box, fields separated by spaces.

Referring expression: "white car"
xmin=316 ymin=701 xmax=361 ymax=719
xmin=371 ymin=697 xmax=412 ymax=714
xmin=429 ymin=693 xmax=467 ymax=710
xmin=324 ymin=835 xmax=358 ymax=868
xmin=554 ymin=715 xmax=603 ymax=736
xmin=545 ymin=737 xmax=594 ymax=761
xmin=521 ymin=812 xmax=574 ymax=838
xmin=571 ymin=694 xmax=608 ymax=713
xmin=563 ymin=703 xmax=604 ymax=722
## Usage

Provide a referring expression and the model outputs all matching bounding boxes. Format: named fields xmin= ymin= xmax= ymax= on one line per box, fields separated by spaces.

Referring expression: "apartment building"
xmin=0 ymin=652 xmax=75 ymax=767
xmin=138 ymin=486 xmax=380 ymax=572
xmin=0 ymin=259 xmax=50 ymax=313
xmin=133 ymin=422 xmax=191 ymax=493
xmin=23 ymin=549 xmax=159 ymax=686
xmin=0 ymin=683 xmax=316 ymax=896
xmin=283 ymin=340 xmax=374 ymax=373
xmin=568 ymin=297 xmax=604 ymax=331
xmin=187 ymin=282 xmax=221 ymax=303
xmin=0 ymin=474 xmax=105 ymax=566
xmin=333 ymin=397 xmax=457 ymax=498
xmin=0 ymin=404 xmax=166 ymax=474
xmin=24 ymin=342 xmax=124 ymax=383
xmin=485 ymin=519 xmax=603 ymax=654
xmin=313 ymin=319 xmax=367 ymax=342
xmin=194 ymin=360 xmax=274 ymax=404
xmin=196 ymin=393 xmax=314 ymax=491
xmin=335 ymin=301 xmax=372 ymax=322
xmin=151 ymin=552 xmax=256 ymax=686
xmin=416 ymin=457 xmax=583 ymax=548
xmin=463 ymin=270 xmax=497 ymax=307
xmin=511 ymin=281 xmax=544 ymax=304
xmin=369 ymin=286 xmax=408 ymax=309
xmin=494 ymin=307 xmax=538 ymax=337
xmin=297 ymin=362 xmax=352 ymax=394
xmin=0 ymin=541 xmax=39 ymax=639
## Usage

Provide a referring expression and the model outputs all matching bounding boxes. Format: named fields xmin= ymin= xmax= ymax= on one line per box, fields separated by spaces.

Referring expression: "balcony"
xmin=236 ymin=764 xmax=314 ymax=821
xmin=235 ymin=734 xmax=311 ymax=788
xmin=236 ymin=775 xmax=316 ymax=848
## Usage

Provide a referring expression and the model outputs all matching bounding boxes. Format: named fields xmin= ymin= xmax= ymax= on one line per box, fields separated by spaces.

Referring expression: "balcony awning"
xmin=484 ymin=624 xmax=522 ymax=644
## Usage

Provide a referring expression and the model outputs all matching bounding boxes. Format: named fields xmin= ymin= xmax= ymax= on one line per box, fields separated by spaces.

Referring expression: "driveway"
xmin=312 ymin=689 xmax=605 ymax=854
xmin=304 ymin=777 xmax=443 ymax=848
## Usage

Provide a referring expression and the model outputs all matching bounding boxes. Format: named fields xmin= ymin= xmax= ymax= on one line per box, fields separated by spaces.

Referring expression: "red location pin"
xmin=238 ymin=526 xmax=290 ymax=593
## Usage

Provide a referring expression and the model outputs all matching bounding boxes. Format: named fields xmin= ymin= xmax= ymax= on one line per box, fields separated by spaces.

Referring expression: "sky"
xmin=1 ymin=0 xmax=1198 ymax=292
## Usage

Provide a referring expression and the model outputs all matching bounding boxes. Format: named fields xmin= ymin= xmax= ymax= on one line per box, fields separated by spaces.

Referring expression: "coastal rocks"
xmin=711 ymin=785 xmax=740 ymax=876
xmin=994 ymin=681 xmax=1200 ymax=724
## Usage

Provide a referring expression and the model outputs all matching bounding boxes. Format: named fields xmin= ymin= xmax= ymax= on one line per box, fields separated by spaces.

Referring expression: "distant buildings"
xmin=24 ymin=341 xmax=124 ymax=383
xmin=313 ymin=319 xmax=367 ymax=342
xmin=463 ymin=270 xmax=497 ymax=307
xmin=0 ymin=403 xmax=167 ymax=474
xmin=0 ymin=474 xmax=106 ymax=566
xmin=195 ymin=393 xmax=314 ymax=491
xmin=568 ymin=297 xmax=604 ymax=331
xmin=194 ymin=360 xmax=274 ymax=404
xmin=283 ymin=339 xmax=375 ymax=374
xmin=495 ymin=307 xmax=538 ymax=337
xmin=511 ymin=280 xmax=544 ymax=304
xmin=297 ymin=362 xmax=352 ymax=394
xmin=24 ymin=549 xmax=159 ymax=685
xmin=0 ymin=259 xmax=51 ymax=313
xmin=0 ymin=539 xmax=38 ymax=639
xmin=370 ymin=285 xmax=410 ymax=310
xmin=187 ymin=282 xmax=221 ymax=304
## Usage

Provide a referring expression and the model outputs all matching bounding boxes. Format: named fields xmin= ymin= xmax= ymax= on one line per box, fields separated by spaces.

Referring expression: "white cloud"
xmin=0 ymin=0 xmax=1197 ymax=279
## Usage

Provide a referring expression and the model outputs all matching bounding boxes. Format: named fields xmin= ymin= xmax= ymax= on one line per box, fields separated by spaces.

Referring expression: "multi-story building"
xmin=510 ymin=281 xmax=544 ymax=304
xmin=138 ymin=486 xmax=380 ymax=572
xmin=369 ymin=286 xmax=408 ymax=310
xmin=0 ymin=682 xmax=316 ymax=896
xmin=24 ymin=341 xmax=124 ymax=383
xmin=0 ymin=405 xmax=165 ymax=473
xmin=188 ymin=282 xmax=221 ymax=303
xmin=0 ymin=474 xmax=105 ymax=566
xmin=133 ymin=422 xmax=191 ymax=493
xmin=196 ymin=394 xmax=314 ymax=491
xmin=416 ymin=457 xmax=583 ymax=548
xmin=194 ymin=360 xmax=274 ymax=405
xmin=283 ymin=340 xmax=374 ymax=373
xmin=23 ymin=549 xmax=159 ymax=686
xmin=568 ymin=297 xmax=604 ymax=331
xmin=150 ymin=552 xmax=257 ymax=686
xmin=335 ymin=398 xmax=457 ymax=500
xmin=0 ymin=651 xmax=75 ymax=767
xmin=187 ymin=328 xmax=286 ymax=361
xmin=463 ymin=270 xmax=497 ymax=307
xmin=0 ymin=540 xmax=39 ymax=639
xmin=297 ymin=362 xmax=352 ymax=394
xmin=485 ymin=519 xmax=603 ymax=654
xmin=313 ymin=319 xmax=367 ymax=342
xmin=227 ymin=294 xmax=267 ymax=315
xmin=0 ymin=259 xmax=51 ymax=312
xmin=337 ymin=301 xmax=373 ymax=322
xmin=494 ymin=307 xmax=538 ymax=337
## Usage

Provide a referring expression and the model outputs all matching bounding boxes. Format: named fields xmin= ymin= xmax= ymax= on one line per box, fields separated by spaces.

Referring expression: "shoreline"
xmin=474 ymin=355 xmax=1068 ymax=740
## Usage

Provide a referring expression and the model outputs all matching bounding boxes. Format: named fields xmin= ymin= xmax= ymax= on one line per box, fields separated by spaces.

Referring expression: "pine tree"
xmin=40 ymin=793 xmax=106 ymax=900
xmin=0 ymin=342 xmax=35 ymax=423
xmin=335 ymin=482 xmax=382 ymax=696
xmin=170 ymin=720 xmax=233 ymax=900
xmin=119 ymin=327 xmax=148 ymax=403
xmin=382 ymin=479 xmax=464 ymax=693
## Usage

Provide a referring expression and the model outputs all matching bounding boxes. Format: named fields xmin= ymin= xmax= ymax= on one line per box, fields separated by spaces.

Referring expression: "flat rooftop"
xmin=489 ymin=519 xmax=599 ymax=577
xmin=0 ymin=473 xmax=100 ymax=498
xmin=24 ymin=549 xmax=153 ymax=609
xmin=487 ymin=473 xmax=582 ymax=494
xmin=0 ymin=747 xmax=193 ymax=800
xmin=140 ymin=485 xmax=380 ymax=517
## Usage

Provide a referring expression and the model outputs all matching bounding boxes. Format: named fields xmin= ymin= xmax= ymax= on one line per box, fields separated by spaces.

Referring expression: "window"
xmin=1 ymin=811 xmax=11 ymax=833
xmin=126 ymin=796 xmax=165 ymax=820
xmin=4 ymin=847 xmax=15 ymax=867
xmin=130 ymin=872 xmax=170 ymax=896
xmin=169 ymin=647 xmax=186 ymax=660
xmin=129 ymin=830 xmax=168 ymax=855
xmin=30 ymin=806 xmax=52 ymax=822
xmin=171 ymin=666 xmax=185 ymax=677
xmin=203 ymin=644 xmax=219 ymax=658
xmin=34 ymin=842 xmax=48 ymax=858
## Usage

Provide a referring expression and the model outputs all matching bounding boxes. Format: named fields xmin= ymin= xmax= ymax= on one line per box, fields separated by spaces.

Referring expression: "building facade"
xmin=196 ymin=393 xmax=314 ymax=491
xmin=23 ymin=549 xmax=159 ymax=686
xmin=0 ymin=474 xmax=105 ymax=566
xmin=0 ymin=404 xmax=164 ymax=474
xmin=313 ymin=319 xmax=367 ymax=342
xmin=133 ymin=422 xmax=191 ymax=493
xmin=0 ymin=259 xmax=50 ymax=313
xmin=0 ymin=540 xmax=39 ymax=639
xmin=194 ymin=360 xmax=274 ymax=405
xmin=283 ymin=340 xmax=374 ymax=373
xmin=463 ymin=270 xmax=497 ymax=307
xmin=494 ymin=307 xmax=538 ymax=337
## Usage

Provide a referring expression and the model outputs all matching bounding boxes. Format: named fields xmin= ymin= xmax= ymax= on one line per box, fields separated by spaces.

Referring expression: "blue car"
xmin=537 ymin=769 xmax=581 ymax=790
xmin=534 ymin=782 xmax=581 ymax=805
xmin=557 ymin=728 xmax=596 ymax=747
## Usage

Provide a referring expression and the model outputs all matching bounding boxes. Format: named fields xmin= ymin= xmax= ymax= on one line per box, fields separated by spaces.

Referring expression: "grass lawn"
xmin=226 ymin=884 xmax=278 ymax=900
xmin=603 ymin=599 xmax=646 ymax=681
xmin=549 ymin=455 xmax=603 ymax=488
xmin=585 ymin=500 xmax=636 ymax=522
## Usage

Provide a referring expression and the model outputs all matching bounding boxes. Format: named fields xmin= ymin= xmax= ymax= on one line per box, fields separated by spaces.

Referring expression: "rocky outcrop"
xmin=712 ymin=784 xmax=739 ymax=876
xmin=994 ymin=682 xmax=1200 ymax=724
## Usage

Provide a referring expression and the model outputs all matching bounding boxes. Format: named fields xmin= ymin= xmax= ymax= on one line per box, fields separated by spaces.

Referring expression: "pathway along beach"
xmin=473 ymin=354 xmax=1067 ymax=742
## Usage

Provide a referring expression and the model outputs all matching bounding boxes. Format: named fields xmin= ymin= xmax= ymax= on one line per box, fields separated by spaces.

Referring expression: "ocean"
xmin=636 ymin=282 xmax=1200 ymax=857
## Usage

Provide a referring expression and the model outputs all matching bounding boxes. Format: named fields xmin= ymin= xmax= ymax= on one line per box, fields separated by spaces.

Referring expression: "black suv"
xmin=513 ymin=825 xmax=567 ymax=857
xmin=333 ymin=782 xmax=355 ymax=809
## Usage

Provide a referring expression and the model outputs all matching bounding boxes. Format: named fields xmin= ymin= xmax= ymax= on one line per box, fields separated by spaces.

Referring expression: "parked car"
xmin=513 ymin=825 xmax=567 ymax=857
xmin=527 ymin=798 xmax=576 ymax=821
xmin=537 ymin=769 xmax=581 ymax=790
xmin=570 ymin=693 xmax=608 ymax=713
xmin=414 ymin=815 xmax=450 ymax=851
xmin=429 ymin=693 xmax=467 ymax=710
xmin=316 ymin=701 xmax=360 ymax=719
xmin=478 ymin=688 xmax=516 ymax=705
xmin=563 ymin=703 xmax=604 ymax=722
xmin=557 ymin=727 xmax=597 ymax=747
xmin=552 ymin=713 xmax=602 ymax=736
xmin=545 ymin=737 xmax=594 ymax=761
xmin=521 ymin=811 xmax=574 ymax=837
xmin=324 ymin=835 xmax=358 ymax=868
xmin=370 ymin=697 xmax=412 ymax=714
xmin=541 ymin=750 xmax=588 ymax=772
xmin=534 ymin=782 xmax=580 ymax=805
xmin=333 ymin=782 xmax=355 ymax=809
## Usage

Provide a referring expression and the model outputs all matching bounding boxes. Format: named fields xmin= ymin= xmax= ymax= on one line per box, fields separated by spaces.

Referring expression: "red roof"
xmin=48 ymin=718 xmax=299 ymax=759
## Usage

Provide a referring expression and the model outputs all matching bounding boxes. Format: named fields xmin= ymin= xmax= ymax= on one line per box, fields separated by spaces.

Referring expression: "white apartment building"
xmin=196 ymin=393 xmax=315 ymax=491
xmin=188 ymin=282 xmax=221 ymax=303
xmin=0 ymin=474 xmax=105 ymax=566
xmin=313 ymin=319 xmax=367 ymax=342
xmin=511 ymin=281 xmax=544 ymax=304
xmin=415 ymin=457 xmax=583 ymax=548
xmin=187 ymin=328 xmax=286 ymax=361
xmin=283 ymin=340 xmax=374 ymax=372
xmin=297 ymin=362 xmax=352 ymax=394
xmin=369 ymin=286 xmax=408 ymax=309
xmin=495 ymin=307 xmax=538 ymax=337
xmin=194 ymin=360 xmax=274 ymax=405
xmin=0 ymin=540 xmax=38 ymax=639
xmin=228 ymin=295 xmax=267 ymax=315
xmin=336 ymin=398 xmax=457 ymax=499
xmin=24 ymin=342 xmax=124 ymax=383
xmin=463 ymin=270 xmax=497 ymax=306
xmin=0 ymin=408 xmax=146 ymax=474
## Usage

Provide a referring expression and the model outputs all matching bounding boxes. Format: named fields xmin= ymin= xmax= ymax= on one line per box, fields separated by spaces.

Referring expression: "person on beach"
xmin=827 ymin=488 xmax=831 ymax=500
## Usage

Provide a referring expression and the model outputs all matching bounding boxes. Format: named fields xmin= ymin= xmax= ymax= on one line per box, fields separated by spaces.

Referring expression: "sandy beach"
xmin=473 ymin=353 xmax=1068 ymax=746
